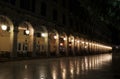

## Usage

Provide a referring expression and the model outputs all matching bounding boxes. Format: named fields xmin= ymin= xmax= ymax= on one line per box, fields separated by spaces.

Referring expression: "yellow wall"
xmin=0 ymin=31 xmax=10 ymax=52
xmin=36 ymin=37 xmax=46 ymax=52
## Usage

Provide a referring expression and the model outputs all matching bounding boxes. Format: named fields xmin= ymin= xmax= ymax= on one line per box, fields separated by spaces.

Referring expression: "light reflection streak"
xmin=0 ymin=54 xmax=112 ymax=79
xmin=38 ymin=65 xmax=47 ymax=79
xmin=51 ymin=62 xmax=58 ymax=79
xmin=69 ymin=61 xmax=74 ymax=79
xmin=60 ymin=60 xmax=67 ymax=79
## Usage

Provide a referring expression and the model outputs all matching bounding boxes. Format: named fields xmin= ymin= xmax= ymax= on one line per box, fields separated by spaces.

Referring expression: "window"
xmin=69 ymin=18 xmax=73 ymax=27
xmin=31 ymin=0 xmax=35 ymax=12
xmin=36 ymin=33 xmax=41 ymax=37
xmin=18 ymin=43 xmax=21 ymax=50
xmin=41 ymin=2 xmax=47 ymax=16
xmin=23 ymin=44 xmax=25 ymax=50
xmin=41 ymin=45 xmax=44 ymax=50
xmin=53 ymin=9 xmax=58 ymax=21
xmin=53 ymin=0 xmax=57 ymax=3
xmin=20 ymin=0 xmax=30 ymax=10
xmin=62 ymin=0 xmax=66 ymax=8
xmin=10 ymin=0 xmax=16 ymax=5
xmin=1 ymin=0 xmax=9 ymax=2
xmin=23 ymin=43 xmax=28 ymax=51
xmin=1 ymin=0 xmax=16 ymax=5
xmin=62 ymin=14 xmax=66 ymax=25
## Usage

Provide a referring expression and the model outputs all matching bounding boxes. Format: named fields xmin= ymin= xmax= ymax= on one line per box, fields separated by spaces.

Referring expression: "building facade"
xmin=0 ymin=0 xmax=112 ymax=58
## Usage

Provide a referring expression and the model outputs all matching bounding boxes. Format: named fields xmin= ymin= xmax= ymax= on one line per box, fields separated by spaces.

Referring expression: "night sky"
xmin=71 ymin=0 xmax=120 ymax=45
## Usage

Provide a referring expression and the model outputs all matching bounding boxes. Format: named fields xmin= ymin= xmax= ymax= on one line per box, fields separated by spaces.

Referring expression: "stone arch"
xmin=48 ymin=28 xmax=59 ymax=56
xmin=59 ymin=32 xmax=68 ymax=56
xmin=0 ymin=15 xmax=14 ymax=57
xmin=74 ymin=36 xmax=80 ymax=54
xmin=33 ymin=25 xmax=48 ymax=56
xmin=17 ymin=21 xmax=34 ymax=57
xmin=68 ymin=34 xmax=75 ymax=55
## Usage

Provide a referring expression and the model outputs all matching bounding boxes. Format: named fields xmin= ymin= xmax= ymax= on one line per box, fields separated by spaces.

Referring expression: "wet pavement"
xmin=0 ymin=53 xmax=119 ymax=79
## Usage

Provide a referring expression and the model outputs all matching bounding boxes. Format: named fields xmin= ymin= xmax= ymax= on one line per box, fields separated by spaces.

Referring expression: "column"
xmin=56 ymin=33 xmax=59 ymax=56
xmin=32 ymin=33 xmax=36 ymax=57
xmin=11 ymin=26 xmax=18 ymax=58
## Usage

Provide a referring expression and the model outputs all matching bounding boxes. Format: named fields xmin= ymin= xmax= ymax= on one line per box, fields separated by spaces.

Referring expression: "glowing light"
xmin=60 ymin=43 xmax=63 ymax=46
xmin=1 ymin=24 xmax=7 ymax=31
xmin=85 ymin=46 xmax=88 ymax=48
xmin=71 ymin=39 xmax=74 ymax=42
xmin=54 ymin=35 xmax=57 ymax=39
xmin=25 ymin=65 xmax=27 ymax=69
xmin=69 ymin=44 xmax=72 ymax=46
xmin=25 ymin=29 xmax=30 ymax=35
xmin=86 ymin=42 xmax=88 ymax=45
xmin=77 ymin=40 xmax=80 ymax=43
xmin=41 ymin=33 xmax=47 ymax=37
xmin=82 ymin=41 xmax=84 ymax=44
xmin=63 ymin=37 xmax=66 ymax=40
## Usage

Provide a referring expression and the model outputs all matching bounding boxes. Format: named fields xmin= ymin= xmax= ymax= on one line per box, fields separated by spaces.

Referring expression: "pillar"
xmin=11 ymin=26 xmax=18 ymax=58
xmin=32 ymin=33 xmax=36 ymax=57
xmin=56 ymin=34 xmax=59 ymax=56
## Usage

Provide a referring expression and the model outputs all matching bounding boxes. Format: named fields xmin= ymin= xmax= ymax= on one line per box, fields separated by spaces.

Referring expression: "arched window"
xmin=1 ymin=0 xmax=9 ymax=2
xmin=41 ymin=2 xmax=47 ymax=16
xmin=31 ymin=0 xmax=35 ymax=12
xmin=62 ymin=14 xmax=66 ymax=25
xmin=53 ymin=0 xmax=57 ymax=3
xmin=20 ymin=0 xmax=30 ymax=10
xmin=62 ymin=0 xmax=66 ymax=8
xmin=1 ymin=0 xmax=16 ymax=5
xmin=53 ymin=9 xmax=58 ymax=21
xmin=10 ymin=0 xmax=16 ymax=5
xmin=69 ymin=17 xmax=73 ymax=27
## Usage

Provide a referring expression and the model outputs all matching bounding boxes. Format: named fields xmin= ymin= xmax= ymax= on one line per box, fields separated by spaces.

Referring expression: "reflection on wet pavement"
xmin=0 ymin=53 xmax=112 ymax=79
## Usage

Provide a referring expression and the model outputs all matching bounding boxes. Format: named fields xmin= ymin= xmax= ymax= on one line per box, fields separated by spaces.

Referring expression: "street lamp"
xmin=1 ymin=24 xmax=7 ymax=31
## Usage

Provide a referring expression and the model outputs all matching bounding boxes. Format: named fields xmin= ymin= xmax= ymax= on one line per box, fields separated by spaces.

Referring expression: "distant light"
xmin=69 ymin=44 xmax=71 ymax=46
xmin=86 ymin=42 xmax=88 ymax=45
xmin=60 ymin=43 xmax=63 ymax=46
xmin=71 ymin=39 xmax=74 ymax=42
xmin=54 ymin=35 xmax=57 ymax=39
xmin=82 ymin=41 xmax=84 ymax=44
xmin=1 ymin=25 xmax=7 ymax=31
xmin=40 ymin=77 xmax=44 ymax=79
xmin=77 ymin=40 xmax=80 ymax=43
xmin=63 ymin=37 xmax=66 ymax=40
xmin=115 ymin=46 xmax=118 ymax=49
xmin=41 ymin=33 xmax=46 ymax=37
xmin=85 ymin=46 xmax=88 ymax=48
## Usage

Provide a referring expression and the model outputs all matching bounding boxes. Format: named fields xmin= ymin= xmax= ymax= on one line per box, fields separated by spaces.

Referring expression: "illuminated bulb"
xmin=82 ymin=41 xmax=84 ymax=44
xmin=25 ymin=29 xmax=30 ymax=35
xmin=25 ymin=65 xmax=27 ymax=69
xmin=40 ymin=77 xmax=44 ymax=79
xmin=71 ymin=39 xmax=74 ymax=42
xmin=63 ymin=37 xmax=66 ymax=40
xmin=77 ymin=40 xmax=80 ymax=43
xmin=69 ymin=44 xmax=71 ymax=46
xmin=41 ymin=33 xmax=46 ymax=37
xmin=86 ymin=42 xmax=88 ymax=44
xmin=60 ymin=43 xmax=63 ymax=46
xmin=85 ymin=46 xmax=87 ymax=48
xmin=54 ymin=35 xmax=57 ymax=39
xmin=1 ymin=25 xmax=7 ymax=31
